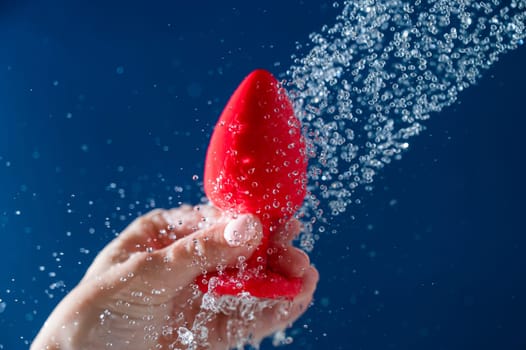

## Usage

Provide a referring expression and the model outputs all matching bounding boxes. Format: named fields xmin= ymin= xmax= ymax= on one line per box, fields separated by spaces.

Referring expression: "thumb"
xmin=162 ymin=214 xmax=263 ymax=285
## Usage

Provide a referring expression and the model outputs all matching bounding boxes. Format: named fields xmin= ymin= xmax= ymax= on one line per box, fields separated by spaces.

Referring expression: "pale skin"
xmin=31 ymin=204 xmax=319 ymax=349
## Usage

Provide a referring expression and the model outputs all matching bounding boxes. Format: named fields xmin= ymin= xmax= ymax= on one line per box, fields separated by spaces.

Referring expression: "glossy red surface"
xmin=197 ymin=69 xmax=307 ymax=299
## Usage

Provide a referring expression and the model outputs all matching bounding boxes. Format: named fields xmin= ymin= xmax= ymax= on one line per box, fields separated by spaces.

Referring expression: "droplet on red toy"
xmin=204 ymin=69 xmax=307 ymax=223
xmin=197 ymin=69 xmax=308 ymax=299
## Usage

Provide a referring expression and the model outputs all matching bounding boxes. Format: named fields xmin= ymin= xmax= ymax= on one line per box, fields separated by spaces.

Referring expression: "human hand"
xmin=31 ymin=205 xmax=318 ymax=350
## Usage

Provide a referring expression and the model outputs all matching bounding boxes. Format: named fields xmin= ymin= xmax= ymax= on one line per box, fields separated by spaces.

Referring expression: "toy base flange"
xmin=196 ymin=269 xmax=302 ymax=300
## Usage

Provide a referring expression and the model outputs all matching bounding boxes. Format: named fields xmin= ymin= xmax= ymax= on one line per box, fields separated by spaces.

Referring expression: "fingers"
xmin=268 ymin=246 xmax=311 ymax=278
xmin=253 ymin=265 xmax=319 ymax=341
xmin=270 ymin=218 xmax=302 ymax=247
xmin=280 ymin=266 xmax=319 ymax=327
xmin=116 ymin=205 xmax=222 ymax=253
xmin=158 ymin=214 xmax=263 ymax=286
xmin=296 ymin=265 xmax=319 ymax=301
xmin=83 ymin=205 xmax=222 ymax=280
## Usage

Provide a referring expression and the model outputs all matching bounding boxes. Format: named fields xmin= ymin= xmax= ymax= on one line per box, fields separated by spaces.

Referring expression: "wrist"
xmin=31 ymin=284 xmax=103 ymax=350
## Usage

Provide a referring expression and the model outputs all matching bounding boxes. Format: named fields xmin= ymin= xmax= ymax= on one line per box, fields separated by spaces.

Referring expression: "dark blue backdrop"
xmin=1 ymin=1 xmax=525 ymax=349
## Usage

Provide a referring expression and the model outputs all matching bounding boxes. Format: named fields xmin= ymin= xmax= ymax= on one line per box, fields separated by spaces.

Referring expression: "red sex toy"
xmin=196 ymin=69 xmax=307 ymax=299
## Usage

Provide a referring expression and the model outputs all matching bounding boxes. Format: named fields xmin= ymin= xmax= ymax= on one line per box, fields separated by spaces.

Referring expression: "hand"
xmin=31 ymin=205 xmax=319 ymax=350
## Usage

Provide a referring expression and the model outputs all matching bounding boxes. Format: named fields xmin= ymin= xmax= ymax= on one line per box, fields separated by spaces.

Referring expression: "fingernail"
xmin=224 ymin=214 xmax=261 ymax=247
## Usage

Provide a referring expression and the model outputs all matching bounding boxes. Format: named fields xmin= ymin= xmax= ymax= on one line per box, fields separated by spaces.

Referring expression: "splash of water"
xmin=12 ymin=2 xmax=525 ymax=350
xmin=98 ymin=1 xmax=526 ymax=348
xmin=287 ymin=0 xmax=525 ymax=250
xmin=168 ymin=291 xmax=288 ymax=350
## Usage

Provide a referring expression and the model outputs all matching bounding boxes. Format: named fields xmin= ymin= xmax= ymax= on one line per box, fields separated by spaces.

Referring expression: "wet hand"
xmin=31 ymin=205 xmax=318 ymax=350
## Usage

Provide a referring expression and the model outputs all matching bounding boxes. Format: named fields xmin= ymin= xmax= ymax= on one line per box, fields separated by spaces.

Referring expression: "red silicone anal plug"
xmin=196 ymin=69 xmax=307 ymax=299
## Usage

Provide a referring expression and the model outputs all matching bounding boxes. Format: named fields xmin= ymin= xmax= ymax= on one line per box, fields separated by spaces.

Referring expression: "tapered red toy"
xmin=197 ymin=69 xmax=307 ymax=299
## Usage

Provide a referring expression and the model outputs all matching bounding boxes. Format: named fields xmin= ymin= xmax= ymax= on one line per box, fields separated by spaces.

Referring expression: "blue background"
xmin=1 ymin=1 xmax=525 ymax=349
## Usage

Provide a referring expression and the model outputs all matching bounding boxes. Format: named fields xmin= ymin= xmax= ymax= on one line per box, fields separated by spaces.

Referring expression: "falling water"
xmin=182 ymin=1 xmax=526 ymax=347
xmin=287 ymin=0 xmax=525 ymax=251
xmin=6 ymin=1 xmax=525 ymax=349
